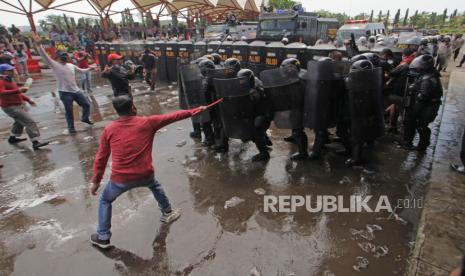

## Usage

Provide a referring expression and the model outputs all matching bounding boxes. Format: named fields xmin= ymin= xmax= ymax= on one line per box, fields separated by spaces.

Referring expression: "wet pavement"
xmin=0 ymin=70 xmax=446 ymax=276
xmin=409 ymin=65 xmax=465 ymax=276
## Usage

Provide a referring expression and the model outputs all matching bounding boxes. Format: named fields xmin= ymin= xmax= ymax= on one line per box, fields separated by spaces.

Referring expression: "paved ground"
xmin=0 ymin=68 xmax=454 ymax=276
xmin=408 ymin=63 xmax=465 ymax=276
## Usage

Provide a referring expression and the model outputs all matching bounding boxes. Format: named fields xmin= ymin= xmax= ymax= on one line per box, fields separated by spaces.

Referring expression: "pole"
xmin=27 ymin=12 xmax=36 ymax=32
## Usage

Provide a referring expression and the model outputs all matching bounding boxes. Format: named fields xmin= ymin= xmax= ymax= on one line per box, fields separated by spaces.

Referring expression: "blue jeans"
xmin=97 ymin=176 xmax=172 ymax=240
xmin=80 ymin=71 xmax=92 ymax=92
xmin=58 ymin=91 xmax=90 ymax=130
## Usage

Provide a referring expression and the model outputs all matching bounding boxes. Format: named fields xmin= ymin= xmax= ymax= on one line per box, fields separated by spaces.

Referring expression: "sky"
xmin=0 ymin=0 xmax=465 ymax=27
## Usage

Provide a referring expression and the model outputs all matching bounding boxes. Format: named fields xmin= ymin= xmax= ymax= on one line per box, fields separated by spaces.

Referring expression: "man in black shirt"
xmin=140 ymin=47 xmax=157 ymax=91
xmin=102 ymin=53 xmax=135 ymax=97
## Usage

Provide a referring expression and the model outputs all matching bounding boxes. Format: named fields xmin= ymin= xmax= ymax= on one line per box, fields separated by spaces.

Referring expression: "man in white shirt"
xmin=32 ymin=33 xmax=94 ymax=133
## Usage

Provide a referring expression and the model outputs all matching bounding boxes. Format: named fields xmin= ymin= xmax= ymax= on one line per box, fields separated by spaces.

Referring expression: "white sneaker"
xmin=451 ymin=164 xmax=465 ymax=174
xmin=160 ymin=208 xmax=181 ymax=223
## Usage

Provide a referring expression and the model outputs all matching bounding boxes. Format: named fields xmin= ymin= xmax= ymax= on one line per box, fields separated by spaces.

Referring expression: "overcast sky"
xmin=1 ymin=0 xmax=464 ymax=27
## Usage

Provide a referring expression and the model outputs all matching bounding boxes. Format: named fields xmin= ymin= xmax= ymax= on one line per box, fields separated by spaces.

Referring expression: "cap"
xmin=0 ymin=63 xmax=15 ymax=72
xmin=108 ymin=53 xmax=123 ymax=63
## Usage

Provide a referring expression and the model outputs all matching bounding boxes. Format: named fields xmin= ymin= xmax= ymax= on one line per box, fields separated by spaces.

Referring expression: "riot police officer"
xmin=187 ymin=59 xmax=215 ymax=146
xmin=238 ymin=68 xmax=273 ymax=162
xmin=417 ymin=38 xmax=432 ymax=56
xmin=211 ymin=53 xmax=222 ymax=67
xmin=280 ymin=58 xmax=309 ymax=160
xmin=401 ymin=55 xmax=442 ymax=151
xmin=224 ymin=58 xmax=242 ymax=74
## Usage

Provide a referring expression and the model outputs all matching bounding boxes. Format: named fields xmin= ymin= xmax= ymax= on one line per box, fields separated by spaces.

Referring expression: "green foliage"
xmin=268 ymin=0 xmax=296 ymax=10
xmin=393 ymin=9 xmax=400 ymax=26
xmin=403 ymin=9 xmax=409 ymax=26
xmin=315 ymin=10 xmax=349 ymax=24
xmin=369 ymin=10 xmax=374 ymax=23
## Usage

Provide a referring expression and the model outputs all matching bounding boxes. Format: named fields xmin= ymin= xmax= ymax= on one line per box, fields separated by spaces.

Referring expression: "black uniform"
xmin=250 ymin=78 xmax=273 ymax=161
xmin=403 ymin=71 xmax=442 ymax=150
xmin=102 ymin=65 xmax=135 ymax=97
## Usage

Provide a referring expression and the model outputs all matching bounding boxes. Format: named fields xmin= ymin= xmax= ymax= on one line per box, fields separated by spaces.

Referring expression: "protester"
xmin=14 ymin=44 xmax=28 ymax=77
xmin=102 ymin=53 xmax=134 ymax=97
xmin=33 ymin=33 xmax=94 ymax=133
xmin=437 ymin=36 xmax=452 ymax=72
xmin=452 ymin=34 xmax=464 ymax=62
xmin=74 ymin=47 xmax=93 ymax=93
xmin=0 ymin=64 xmax=48 ymax=149
xmin=451 ymin=129 xmax=465 ymax=174
xmin=89 ymin=95 xmax=212 ymax=248
xmin=139 ymin=47 xmax=157 ymax=91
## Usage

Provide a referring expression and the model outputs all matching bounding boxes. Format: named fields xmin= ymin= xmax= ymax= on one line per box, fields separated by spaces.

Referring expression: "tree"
xmin=411 ymin=10 xmax=419 ymax=27
xmin=393 ymin=9 xmax=400 ymax=26
xmin=369 ymin=10 xmax=374 ymax=22
xmin=384 ymin=10 xmax=390 ymax=27
xmin=268 ymin=0 xmax=296 ymax=10
xmin=378 ymin=10 xmax=382 ymax=22
xmin=403 ymin=9 xmax=409 ymax=26
xmin=430 ymin=12 xmax=437 ymax=26
xmin=442 ymin=8 xmax=448 ymax=24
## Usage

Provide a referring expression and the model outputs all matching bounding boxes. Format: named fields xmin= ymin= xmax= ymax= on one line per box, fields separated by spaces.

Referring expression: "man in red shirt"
xmin=89 ymin=95 xmax=210 ymax=248
xmin=74 ymin=47 xmax=93 ymax=93
xmin=0 ymin=64 xmax=48 ymax=149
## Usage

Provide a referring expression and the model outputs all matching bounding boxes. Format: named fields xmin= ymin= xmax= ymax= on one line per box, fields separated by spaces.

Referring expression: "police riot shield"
xmin=260 ymin=66 xmax=303 ymax=112
xmin=154 ymin=40 xmax=167 ymax=82
xmin=284 ymin=42 xmax=308 ymax=69
xmin=179 ymin=64 xmax=211 ymax=123
xmin=231 ymin=41 xmax=249 ymax=68
xmin=247 ymin=40 xmax=266 ymax=76
xmin=129 ymin=41 xmax=144 ymax=63
xmin=207 ymin=41 xmax=221 ymax=55
xmin=265 ymin=42 xmax=285 ymax=70
xmin=193 ymin=41 xmax=207 ymax=60
xmin=307 ymin=44 xmax=338 ymax=61
xmin=95 ymin=41 xmax=106 ymax=69
xmin=346 ymin=67 xmax=384 ymax=143
xmin=165 ymin=40 xmax=178 ymax=82
xmin=218 ymin=40 xmax=233 ymax=61
xmin=178 ymin=40 xmax=194 ymax=62
xmin=213 ymin=77 xmax=256 ymax=140
xmin=303 ymin=60 xmax=351 ymax=130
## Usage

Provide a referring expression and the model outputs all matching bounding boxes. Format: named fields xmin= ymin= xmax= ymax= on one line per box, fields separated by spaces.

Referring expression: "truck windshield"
xmin=337 ymin=30 xmax=367 ymax=41
xmin=206 ymin=25 xmax=227 ymax=33
xmin=260 ymin=19 xmax=296 ymax=31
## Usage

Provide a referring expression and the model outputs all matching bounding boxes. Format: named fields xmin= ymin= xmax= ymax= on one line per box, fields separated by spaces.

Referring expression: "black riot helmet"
xmin=211 ymin=53 xmax=222 ymax=65
xmin=420 ymin=37 xmax=429 ymax=46
xmin=224 ymin=57 xmax=241 ymax=73
xmin=409 ymin=55 xmax=435 ymax=73
xmin=350 ymin=60 xmax=373 ymax=73
xmin=350 ymin=54 xmax=368 ymax=63
xmin=237 ymin=68 xmax=255 ymax=86
xmin=198 ymin=59 xmax=215 ymax=76
xmin=280 ymin=58 xmax=301 ymax=71
xmin=191 ymin=57 xmax=208 ymax=65
xmin=362 ymin=52 xmax=380 ymax=67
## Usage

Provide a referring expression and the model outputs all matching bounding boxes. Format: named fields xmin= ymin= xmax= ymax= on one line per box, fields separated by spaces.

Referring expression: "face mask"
xmin=387 ymin=59 xmax=394 ymax=65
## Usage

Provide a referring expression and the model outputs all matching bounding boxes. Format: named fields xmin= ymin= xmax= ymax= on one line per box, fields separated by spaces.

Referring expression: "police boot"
xmin=345 ymin=143 xmax=363 ymax=167
xmin=308 ymin=130 xmax=325 ymax=160
xmin=190 ymin=122 xmax=201 ymax=139
xmin=252 ymin=136 xmax=270 ymax=162
xmin=213 ymin=130 xmax=229 ymax=153
xmin=201 ymin=122 xmax=215 ymax=147
xmin=401 ymin=116 xmax=416 ymax=150
xmin=291 ymin=131 xmax=308 ymax=160
xmin=416 ymin=126 xmax=431 ymax=152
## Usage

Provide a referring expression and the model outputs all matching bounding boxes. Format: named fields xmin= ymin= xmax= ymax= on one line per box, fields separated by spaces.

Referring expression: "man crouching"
xmin=89 ymin=95 xmax=209 ymax=248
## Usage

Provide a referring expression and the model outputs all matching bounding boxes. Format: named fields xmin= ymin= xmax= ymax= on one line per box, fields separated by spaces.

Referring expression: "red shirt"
xmin=75 ymin=52 xmax=89 ymax=69
xmin=0 ymin=79 xmax=31 ymax=108
xmin=92 ymin=108 xmax=200 ymax=184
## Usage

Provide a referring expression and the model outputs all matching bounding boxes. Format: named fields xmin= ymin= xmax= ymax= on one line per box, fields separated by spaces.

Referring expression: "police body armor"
xmin=345 ymin=67 xmax=385 ymax=143
xmin=179 ymin=64 xmax=211 ymax=123
xmin=303 ymin=60 xmax=351 ymax=130
xmin=260 ymin=66 xmax=304 ymax=129
xmin=213 ymin=77 xmax=256 ymax=140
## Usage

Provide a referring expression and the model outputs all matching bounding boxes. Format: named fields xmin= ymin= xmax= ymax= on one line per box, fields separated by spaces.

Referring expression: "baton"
xmin=192 ymin=98 xmax=224 ymax=115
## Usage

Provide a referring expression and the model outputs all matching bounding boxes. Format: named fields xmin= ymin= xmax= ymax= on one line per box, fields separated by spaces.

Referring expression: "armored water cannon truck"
xmin=256 ymin=10 xmax=339 ymax=45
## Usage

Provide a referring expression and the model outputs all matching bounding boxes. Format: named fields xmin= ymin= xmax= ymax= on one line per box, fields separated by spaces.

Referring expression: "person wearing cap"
xmin=32 ymin=33 xmax=93 ymax=134
xmin=0 ymin=63 xmax=49 ymax=149
xmin=102 ymin=53 xmax=135 ymax=97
